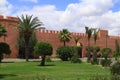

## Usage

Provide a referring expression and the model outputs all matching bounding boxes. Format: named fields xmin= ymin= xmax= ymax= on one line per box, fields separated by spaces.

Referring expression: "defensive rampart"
xmin=0 ymin=15 xmax=120 ymax=58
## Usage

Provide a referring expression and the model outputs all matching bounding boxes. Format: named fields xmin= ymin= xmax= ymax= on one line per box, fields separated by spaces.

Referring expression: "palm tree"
xmin=85 ymin=26 xmax=93 ymax=62
xmin=18 ymin=15 xmax=42 ymax=61
xmin=58 ymin=29 xmax=72 ymax=46
xmin=85 ymin=26 xmax=93 ymax=46
xmin=74 ymin=37 xmax=81 ymax=46
xmin=93 ymin=29 xmax=99 ymax=45
xmin=17 ymin=32 xmax=37 ymax=58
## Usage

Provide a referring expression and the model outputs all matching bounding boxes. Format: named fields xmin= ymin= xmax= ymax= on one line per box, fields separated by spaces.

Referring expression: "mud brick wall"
xmin=0 ymin=15 xmax=120 ymax=58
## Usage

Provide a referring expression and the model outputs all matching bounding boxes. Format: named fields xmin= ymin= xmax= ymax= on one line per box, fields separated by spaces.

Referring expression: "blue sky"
xmin=0 ymin=0 xmax=120 ymax=36
xmin=8 ymin=0 xmax=120 ymax=12
xmin=9 ymin=0 xmax=79 ymax=11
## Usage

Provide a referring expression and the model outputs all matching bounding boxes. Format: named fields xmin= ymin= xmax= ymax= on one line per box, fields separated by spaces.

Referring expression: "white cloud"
xmin=20 ymin=0 xmax=38 ymax=3
xmin=14 ymin=5 xmax=64 ymax=30
xmin=12 ymin=0 xmax=120 ymax=36
xmin=0 ymin=0 xmax=13 ymax=16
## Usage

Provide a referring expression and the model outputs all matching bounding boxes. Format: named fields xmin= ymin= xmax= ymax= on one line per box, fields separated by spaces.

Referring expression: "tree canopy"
xmin=58 ymin=29 xmax=72 ymax=46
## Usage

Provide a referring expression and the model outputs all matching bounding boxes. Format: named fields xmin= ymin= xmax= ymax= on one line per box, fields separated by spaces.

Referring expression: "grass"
xmin=0 ymin=61 xmax=110 ymax=80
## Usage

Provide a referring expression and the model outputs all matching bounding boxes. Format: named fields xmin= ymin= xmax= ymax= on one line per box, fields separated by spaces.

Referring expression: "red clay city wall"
xmin=0 ymin=15 xmax=19 ymax=58
xmin=0 ymin=15 xmax=120 ymax=58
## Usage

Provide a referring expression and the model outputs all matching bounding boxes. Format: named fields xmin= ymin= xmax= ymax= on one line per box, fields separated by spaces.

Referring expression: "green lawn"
xmin=0 ymin=61 xmax=110 ymax=80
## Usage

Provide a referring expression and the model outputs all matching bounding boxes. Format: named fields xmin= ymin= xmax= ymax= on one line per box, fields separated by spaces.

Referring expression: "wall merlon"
xmin=36 ymin=29 xmax=60 ymax=34
xmin=6 ymin=16 xmax=19 ymax=21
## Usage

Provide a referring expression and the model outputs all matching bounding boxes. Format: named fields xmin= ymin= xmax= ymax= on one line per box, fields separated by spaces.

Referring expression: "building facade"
xmin=0 ymin=15 xmax=119 ymax=58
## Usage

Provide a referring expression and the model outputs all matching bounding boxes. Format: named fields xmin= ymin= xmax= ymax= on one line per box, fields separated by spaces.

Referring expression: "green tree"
xmin=93 ymin=29 xmax=99 ymax=45
xmin=58 ymin=29 xmax=72 ymax=46
xmin=17 ymin=34 xmax=25 ymax=58
xmin=85 ymin=26 xmax=93 ymax=46
xmin=18 ymin=15 xmax=42 ymax=61
xmin=101 ymin=48 xmax=112 ymax=60
xmin=56 ymin=46 xmax=74 ymax=61
xmin=74 ymin=37 xmax=81 ymax=46
xmin=91 ymin=46 xmax=100 ymax=64
xmin=17 ymin=32 xmax=37 ymax=58
xmin=34 ymin=42 xmax=53 ymax=66
xmin=85 ymin=26 xmax=93 ymax=62
xmin=0 ymin=42 xmax=11 ymax=62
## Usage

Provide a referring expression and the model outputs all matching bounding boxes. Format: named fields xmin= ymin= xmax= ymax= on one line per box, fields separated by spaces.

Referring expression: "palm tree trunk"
xmin=25 ymin=45 xmax=29 ymax=62
xmin=88 ymin=39 xmax=90 ymax=47
xmin=87 ymin=39 xmax=91 ymax=63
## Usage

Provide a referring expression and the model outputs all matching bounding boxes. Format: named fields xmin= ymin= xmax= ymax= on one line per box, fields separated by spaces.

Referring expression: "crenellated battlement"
xmin=36 ymin=29 xmax=60 ymax=34
xmin=0 ymin=15 xmax=19 ymax=22
xmin=35 ymin=29 xmax=87 ymax=37
xmin=36 ymin=29 xmax=119 ymax=39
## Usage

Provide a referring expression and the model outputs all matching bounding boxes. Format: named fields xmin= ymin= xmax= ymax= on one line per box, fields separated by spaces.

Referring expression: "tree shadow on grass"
xmin=37 ymin=64 xmax=56 ymax=67
xmin=0 ymin=74 xmax=17 ymax=79
xmin=1 ymin=62 xmax=14 ymax=63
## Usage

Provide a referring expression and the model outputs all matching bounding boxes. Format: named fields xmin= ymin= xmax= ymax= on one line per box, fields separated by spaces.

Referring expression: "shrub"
xmin=71 ymin=55 xmax=82 ymax=63
xmin=73 ymin=46 xmax=82 ymax=57
xmin=0 ymin=42 xmax=11 ymax=62
xmin=34 ymin=42 xmax=53 ymax=66
xmin=86 ymin=46 xmax=100 ymax=64
xmin=56 ymin=46 xmax=74 ymax=61
xmin=91 ymin=58 xmax=99 ymax=65
xmin=100 ymin=59 xmax=112 ymax=67
xmin=110 ymin=61 xmax=120 ymax=75
xmin=110 ymin=75 xmax=120 ymax=80
xmin=101 ymin=48 xmax=112 ymax=60
xmin=91 ymin=46 xmax=100 ymax=65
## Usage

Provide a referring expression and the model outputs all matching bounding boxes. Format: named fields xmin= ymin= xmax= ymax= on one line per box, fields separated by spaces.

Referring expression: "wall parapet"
xmin=0 ymin=15 xmax=19 ymax=22
xmin=36 ymin=29 xmax=87 ymax=37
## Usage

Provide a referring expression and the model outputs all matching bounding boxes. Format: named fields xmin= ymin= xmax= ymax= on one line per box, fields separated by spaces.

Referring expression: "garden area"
xmin=0 ymin=61 xmax=110 ymax=80
xmin=0 ymin=15 xmax=120 ymax=80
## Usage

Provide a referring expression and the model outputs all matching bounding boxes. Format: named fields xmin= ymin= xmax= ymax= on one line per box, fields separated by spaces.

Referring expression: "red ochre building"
xmin=0 ymin=15 xmax=120 ymax=58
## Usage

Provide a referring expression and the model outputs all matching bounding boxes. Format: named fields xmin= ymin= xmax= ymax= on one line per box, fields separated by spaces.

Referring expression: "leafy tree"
xmin=34 ymin=42 xmax=53 ymax=66
xmin=0 ymin=42 xmax=11 ymax=62
xmin=58 ymin=29 xmax=72 ymax=46
xmin=56 ymin=46 xmax=74 ymax=61
xmin=18 ymin=15 xmax=42 ymax=61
